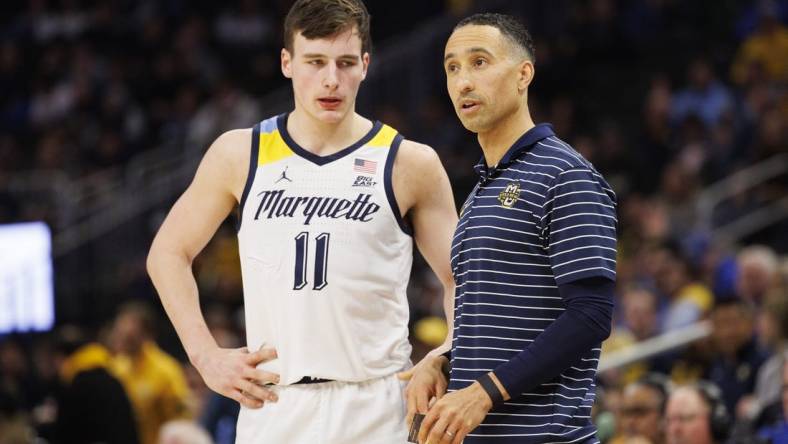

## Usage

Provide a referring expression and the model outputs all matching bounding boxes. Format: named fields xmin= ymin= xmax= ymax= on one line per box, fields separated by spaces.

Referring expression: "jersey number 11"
xmin=293 ymin=232 xmax=330 ymax=290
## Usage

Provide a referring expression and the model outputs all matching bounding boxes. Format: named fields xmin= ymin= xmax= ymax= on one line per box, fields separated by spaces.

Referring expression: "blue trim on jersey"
xmin=277 ymin=113 xmax=383 ymax=166
xmin=384 ymin=134 xmax=412 ymax=236
xmin=237 ymin=122 xmax=261 ymax=231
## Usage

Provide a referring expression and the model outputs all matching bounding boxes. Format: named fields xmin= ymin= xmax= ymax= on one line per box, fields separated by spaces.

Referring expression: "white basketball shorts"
xmin=235 ymin=373 xmax=409 ymax=443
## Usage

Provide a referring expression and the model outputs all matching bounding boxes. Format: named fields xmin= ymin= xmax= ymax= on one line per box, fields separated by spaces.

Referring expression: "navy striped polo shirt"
xmin=449 ymin=123 xmax=617 ymax=443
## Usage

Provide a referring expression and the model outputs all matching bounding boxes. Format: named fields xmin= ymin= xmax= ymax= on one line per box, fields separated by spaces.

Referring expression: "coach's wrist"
xmin=488 ymin=372 xmax=511 ymax=401
xmin=476 ymin=372 xmax=510 ymax=406
xmin=469 ymin=381 xmax=494 ymax=411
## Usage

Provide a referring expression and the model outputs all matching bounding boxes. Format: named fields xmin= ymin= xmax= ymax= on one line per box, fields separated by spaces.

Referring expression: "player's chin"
xmin=314 ymin=107 xmax=348 ymax=123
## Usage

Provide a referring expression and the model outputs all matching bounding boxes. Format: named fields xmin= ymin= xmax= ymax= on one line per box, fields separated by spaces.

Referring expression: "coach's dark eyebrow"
xmin=467 ymin=47 xmax=493 ymax=57
xmin=444 ymin=47 xmax=494 ymax=63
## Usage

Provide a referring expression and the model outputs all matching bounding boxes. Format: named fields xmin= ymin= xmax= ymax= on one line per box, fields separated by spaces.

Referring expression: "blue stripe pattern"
xmin=449 ymin=124 xmax=616 ymax=443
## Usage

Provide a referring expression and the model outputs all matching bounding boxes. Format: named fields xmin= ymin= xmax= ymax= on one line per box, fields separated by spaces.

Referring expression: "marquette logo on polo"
xmin=498 ymin=183 xmax=521 ymax=208
xmin=253 ymin=189 xmax=381 ymax=225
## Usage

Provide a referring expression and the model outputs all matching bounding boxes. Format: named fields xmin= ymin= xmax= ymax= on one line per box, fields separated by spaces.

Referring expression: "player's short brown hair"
xmin=284 ymin=0 xmax=372 ymax=55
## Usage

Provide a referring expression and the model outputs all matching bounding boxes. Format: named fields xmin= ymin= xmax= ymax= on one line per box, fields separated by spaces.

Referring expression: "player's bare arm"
xmin=392 ymin=140 xmax=458 ymax=426
xmin=147 ymin=129 xmax=279 ymax=409
xmin=393 ymin=140 xmax=457 ymax=344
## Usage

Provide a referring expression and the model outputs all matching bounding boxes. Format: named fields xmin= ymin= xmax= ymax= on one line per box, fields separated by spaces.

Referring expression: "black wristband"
xmin=477 ymin=373 xmax=504 ymax=406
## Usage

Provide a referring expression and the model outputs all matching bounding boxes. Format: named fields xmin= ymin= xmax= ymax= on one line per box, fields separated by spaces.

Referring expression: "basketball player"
xmin=146 ymin=1 xmax=457 ymax=443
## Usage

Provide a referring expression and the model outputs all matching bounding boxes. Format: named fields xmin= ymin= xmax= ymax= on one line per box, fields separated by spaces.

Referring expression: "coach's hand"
xmin=418 ymin=381 xmax=492 ymax=444
xmin=193 ymin=346 xmax=280 ymax=409
xmin=398 ymin=354 xmax=448 ymax=429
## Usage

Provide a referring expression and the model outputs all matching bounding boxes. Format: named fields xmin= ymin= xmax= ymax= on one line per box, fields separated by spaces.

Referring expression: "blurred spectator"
xmin=658 ymin=244 xmax=713 ymax=332
xmin=199 ymin=393 xmax=238 ymax=444
xmin=665 ymin=383 xmax=730 ymax=444
xmin=110 ymin=302 xmax=192 ymax=444
xmin=194 ymin=226 xmax=244 ymax=306
xmin=622 ymin=286 xmax=661 ymax=343
xmin=731 ymin=3 xmax=788 ymax=86
xmin=669 ymin=335 xmax=715 ymax=387
xmin=0 ymin=388 xmax=34 ymax=444
xmin=0 ymin=339 xmax=37 ymax=413
xmin=214 ymin=0 xmax=275 ymax=49
xmin=53 ymin=325 xmax=139 ymax=444
xmin=670 ymin=57 xmax=733 ymax=130
xmin=611 ymin=373 xmax=670 ymax=444
xmin=659 ymin=160 xmax=702 ymax=233
xmin=745 ymin=291 xmax=788 ymax=422
xmin=708 ymin=299 xmax=769 ymax=416
xmin=756 ymin=358 xmax=788 ymax=443
xmin=603 ymin=285 xmax=661 ymax=384
xmin=736 ymin=245 xmax=780 ymax=305
xmin=187 ymin=82 xmax=260 ymax=151
xmin=158 ymin=420 xmax=213 ymax=444
xmin=594 ymin=384 xmax=623 ymax=443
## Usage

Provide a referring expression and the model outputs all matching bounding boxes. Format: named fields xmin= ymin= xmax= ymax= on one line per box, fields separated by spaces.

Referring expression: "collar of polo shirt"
xmin=474 ymin=123 xmax=556 ymax=178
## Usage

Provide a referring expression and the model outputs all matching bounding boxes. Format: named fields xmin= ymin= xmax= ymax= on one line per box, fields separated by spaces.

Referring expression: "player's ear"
xmin=282 ymin=48 xmax=293 ymax=79
xmin=360 ymin=52 xmax=370 ymax=80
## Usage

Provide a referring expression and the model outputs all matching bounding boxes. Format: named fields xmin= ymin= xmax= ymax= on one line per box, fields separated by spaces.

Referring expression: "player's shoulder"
xmin=395 ymin=139 xmax=442 ymax=170
xmin=211 ymin=128 xmax=253 ymax=153
xmin=391 ymin=139 xmax=449 ymax=202
xmin=204 ymin=127 xmax=253 ymax=169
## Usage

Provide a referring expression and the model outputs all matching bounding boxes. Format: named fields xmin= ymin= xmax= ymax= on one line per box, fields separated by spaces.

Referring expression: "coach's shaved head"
xmin=453 ymin=13 xmax=535 ymax=62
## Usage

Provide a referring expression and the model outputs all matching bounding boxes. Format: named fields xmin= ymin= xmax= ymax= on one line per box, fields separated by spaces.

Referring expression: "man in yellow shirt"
xmin=110 ymin=302 xmax=192 ymax=444
xmin=732 ymin=9 xmax=788 ymax=85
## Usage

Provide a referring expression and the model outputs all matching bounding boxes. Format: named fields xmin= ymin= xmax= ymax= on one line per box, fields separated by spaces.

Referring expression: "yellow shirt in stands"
xmin=111 ymin=341 xmax=192 ymax=444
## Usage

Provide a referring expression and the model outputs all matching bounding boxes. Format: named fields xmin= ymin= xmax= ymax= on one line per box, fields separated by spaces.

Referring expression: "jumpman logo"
xmin=275 ymin=166 xmax=292 ymax=183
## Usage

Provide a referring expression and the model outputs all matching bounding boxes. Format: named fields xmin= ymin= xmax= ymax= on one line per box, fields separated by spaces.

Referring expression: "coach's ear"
xmin=517 ymin=59 xmax=534 ymax=94
xmin=282 ymin=48 xmax=293 ymax=79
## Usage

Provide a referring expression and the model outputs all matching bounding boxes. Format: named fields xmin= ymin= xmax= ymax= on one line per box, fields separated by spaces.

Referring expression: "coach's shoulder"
xmin=533 ymin=134 xmax=596 ymax=173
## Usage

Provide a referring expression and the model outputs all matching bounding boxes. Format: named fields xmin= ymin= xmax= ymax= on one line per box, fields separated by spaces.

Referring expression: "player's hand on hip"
xmin=193 ymin=346 xmax=280 ymax=409
xmin=418 ymin=382 xmax=492 ymax=444
xmin=399 ymin=354 xmax=448 ymax=429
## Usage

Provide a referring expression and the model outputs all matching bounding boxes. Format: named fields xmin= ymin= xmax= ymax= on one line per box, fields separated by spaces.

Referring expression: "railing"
xmin=695 ymin=153 xmax=788 ymax=243
xmin=598 ymin=321 xmax=711 ymax=372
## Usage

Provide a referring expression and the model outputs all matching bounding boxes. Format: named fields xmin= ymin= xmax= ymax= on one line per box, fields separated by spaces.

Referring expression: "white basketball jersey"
xmin=237 ymin=114 xmax=413 ymax=384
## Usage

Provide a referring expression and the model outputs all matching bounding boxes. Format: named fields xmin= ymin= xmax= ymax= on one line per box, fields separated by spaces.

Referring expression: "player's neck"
xmin=477 ymin=105 xmax=535 ymax=168
xmin=287 ymin=108 xmax=372 ymax=156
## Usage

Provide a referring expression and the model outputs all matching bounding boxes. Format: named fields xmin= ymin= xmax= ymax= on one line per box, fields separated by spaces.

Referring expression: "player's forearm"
xmin=147 ymin=246 xmax=217 ymax=364
xmin=423 ymin=285 xmax=455 ymax=358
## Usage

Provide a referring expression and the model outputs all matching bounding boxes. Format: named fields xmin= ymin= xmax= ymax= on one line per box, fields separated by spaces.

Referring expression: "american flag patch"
xmin=354 ymin=158 xmax=377 ymax=174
